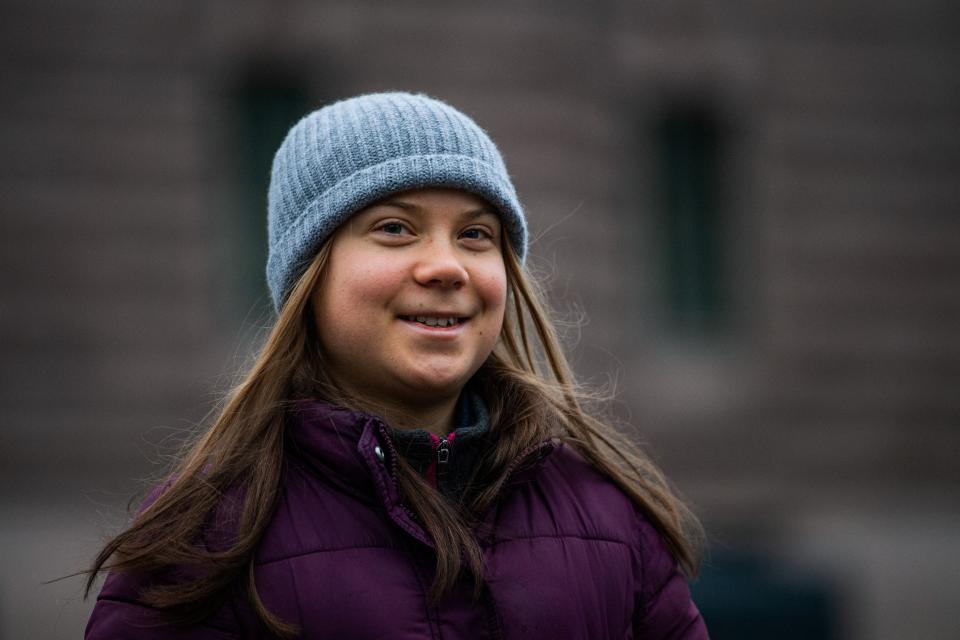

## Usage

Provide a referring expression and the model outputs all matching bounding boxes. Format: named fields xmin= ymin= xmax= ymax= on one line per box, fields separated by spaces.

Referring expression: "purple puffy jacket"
xmin=86 ymin=402 xmax=708 ymax=639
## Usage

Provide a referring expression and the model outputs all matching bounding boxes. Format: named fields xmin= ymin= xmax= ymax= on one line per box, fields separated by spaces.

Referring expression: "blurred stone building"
xmin=1 ymin=1 xmax=958 ymax=638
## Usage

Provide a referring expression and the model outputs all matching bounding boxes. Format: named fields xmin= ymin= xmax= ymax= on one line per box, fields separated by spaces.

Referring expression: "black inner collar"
xmin=389 ymin=387 xmax=492 ymax=500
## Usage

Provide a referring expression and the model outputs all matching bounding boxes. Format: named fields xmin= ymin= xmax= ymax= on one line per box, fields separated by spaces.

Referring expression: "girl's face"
xmin=311 ymin=188 xmax=507 ymax=411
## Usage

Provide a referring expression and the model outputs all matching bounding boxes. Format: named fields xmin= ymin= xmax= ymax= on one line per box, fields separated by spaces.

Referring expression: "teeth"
xmin=408 ymin=316 xmax=459 ymax=327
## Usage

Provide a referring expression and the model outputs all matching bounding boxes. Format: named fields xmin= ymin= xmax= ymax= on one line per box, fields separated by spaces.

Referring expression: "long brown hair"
xmin=86 ymin=228 xmax=703 ymax=636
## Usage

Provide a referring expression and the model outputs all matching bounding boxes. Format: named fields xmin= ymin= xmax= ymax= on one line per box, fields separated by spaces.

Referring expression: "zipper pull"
xmin=436 ymin=438 xmax=450 ymax=465
xmin=430 ymin=432 xmax=455 ymax=490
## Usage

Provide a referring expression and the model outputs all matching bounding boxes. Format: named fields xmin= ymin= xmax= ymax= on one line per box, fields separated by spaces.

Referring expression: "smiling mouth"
xmin=399 ymin=315 xmax=468 ymax=328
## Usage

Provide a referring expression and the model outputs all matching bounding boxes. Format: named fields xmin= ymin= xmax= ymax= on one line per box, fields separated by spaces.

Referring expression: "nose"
xmin=412 ymin=240 xmax=469 ymax=289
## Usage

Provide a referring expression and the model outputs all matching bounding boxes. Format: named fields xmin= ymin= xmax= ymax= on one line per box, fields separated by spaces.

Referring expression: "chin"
xmin=400 ymin=365 xmax=472 ymax=398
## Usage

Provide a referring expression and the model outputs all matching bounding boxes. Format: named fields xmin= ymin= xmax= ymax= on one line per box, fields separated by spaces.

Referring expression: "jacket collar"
xmin=286 ymin=400 xmax=434 ymax=546
xmin=389 ymin=386 xmax=491 ymax=499
xmin=285 ymin=398 xmax=561 ymax=547
xmin=286 ymin=400 xmax=378 ymax=492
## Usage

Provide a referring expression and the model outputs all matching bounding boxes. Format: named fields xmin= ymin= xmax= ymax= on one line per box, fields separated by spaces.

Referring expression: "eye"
xmin=461 ymin=227 xmax=493 ymax=241
xmin=375 ymin=221 xmax=409 ymax=235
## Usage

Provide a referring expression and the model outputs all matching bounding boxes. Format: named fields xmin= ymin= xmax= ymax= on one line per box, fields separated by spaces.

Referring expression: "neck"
xmin=380 ymin=398 xmax=458 ymax=436
xmin=332 ymin=383 xmax=460 ymax=436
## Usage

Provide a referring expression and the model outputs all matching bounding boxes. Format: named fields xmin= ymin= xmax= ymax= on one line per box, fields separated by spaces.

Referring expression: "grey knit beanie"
xmin=266 ymin=91 xmax=527 ymax=311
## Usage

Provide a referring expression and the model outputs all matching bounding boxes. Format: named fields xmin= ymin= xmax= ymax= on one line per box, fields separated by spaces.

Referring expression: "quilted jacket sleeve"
xmin=85 ymin=569 xmax=240 ymax=640
xmin=632 ymin=516 xmax=709 ymax=639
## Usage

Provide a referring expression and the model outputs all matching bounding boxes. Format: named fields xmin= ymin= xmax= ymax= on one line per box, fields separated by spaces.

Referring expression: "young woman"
xmin=85 ymin=92 xmax=709 ymax=639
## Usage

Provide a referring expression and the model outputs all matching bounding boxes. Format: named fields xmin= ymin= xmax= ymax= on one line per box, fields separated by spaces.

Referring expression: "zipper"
xmin=435 ymin=434 xmax=451 ymax=488
xmin=436 ymin=437 xmax=450 ymax=465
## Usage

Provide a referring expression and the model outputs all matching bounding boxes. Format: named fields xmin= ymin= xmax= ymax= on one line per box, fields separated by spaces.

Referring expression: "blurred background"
xmin=2 ymin=1 xmax=959 ymax=638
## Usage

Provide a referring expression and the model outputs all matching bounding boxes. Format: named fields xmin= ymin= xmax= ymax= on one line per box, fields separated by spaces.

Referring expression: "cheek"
xmin=313 ymin=265 xmax=392 ymax=347
xmin=477 ymin=267 xmax=508 ymax=330
xmin=321 ymin=273 xmax=393 ymax=331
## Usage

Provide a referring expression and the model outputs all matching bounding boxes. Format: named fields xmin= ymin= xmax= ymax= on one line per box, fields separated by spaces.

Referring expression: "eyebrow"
xmin=378 ymin=199 xmax=499 ymax=219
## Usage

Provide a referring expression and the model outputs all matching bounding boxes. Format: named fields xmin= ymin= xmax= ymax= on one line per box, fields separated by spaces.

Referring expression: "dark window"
xmin=653 ymin=103 xmax=728 ymax=338
xmin=227 ymin=66 xmax=313 ymax=319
